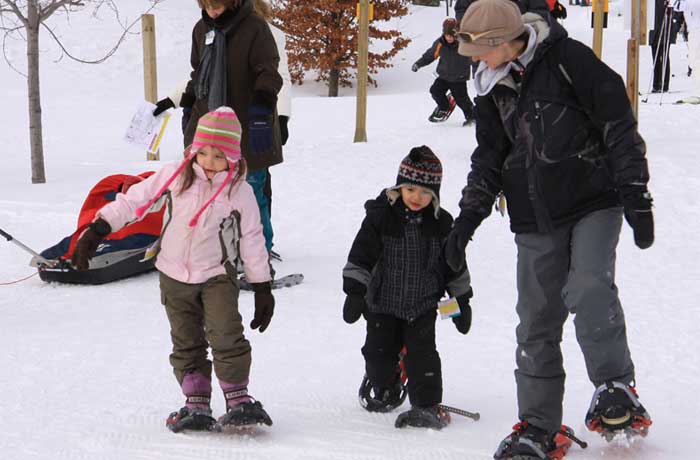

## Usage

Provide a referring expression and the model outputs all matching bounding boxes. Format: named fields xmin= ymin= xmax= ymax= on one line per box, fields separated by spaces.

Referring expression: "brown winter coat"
xmin=184 ymin=1 xmax=283 ymax=172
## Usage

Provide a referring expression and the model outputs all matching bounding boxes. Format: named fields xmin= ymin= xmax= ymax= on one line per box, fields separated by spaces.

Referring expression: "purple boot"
xmin=166 ymin=372 xmax=216 ymax=432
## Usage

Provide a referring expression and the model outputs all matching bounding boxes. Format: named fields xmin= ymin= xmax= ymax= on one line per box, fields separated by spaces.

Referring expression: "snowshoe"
xmin=214 ymin=400 xmax=273 ymax=431
xmin=585 ymin=381 xmax=652 ymax=441
xmin=428 ymin=107 xmax=452 ymax=123
xmin=395 ymin=405 xmax=451 ymax=429
xmin=493 ymin=422 xmax=587 ymax=460
xmin=358 ymin=367 xmax=407 ymax=413
xmin=166 ymin=407 xmax=217 ymax=433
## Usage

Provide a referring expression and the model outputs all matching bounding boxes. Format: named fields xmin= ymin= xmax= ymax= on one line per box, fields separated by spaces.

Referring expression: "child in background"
xmin=72 ymin=107 xmax=276 ymax=433
xmin=342 ymin=146 xmax=473 ymax=429
xmin=412 ymin=18 xmax=475 ymax=125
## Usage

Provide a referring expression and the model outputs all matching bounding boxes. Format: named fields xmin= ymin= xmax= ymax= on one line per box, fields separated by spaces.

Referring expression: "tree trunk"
xmin=328 ymin=68 xmax=339 ymax=97
xmin=27 ymin=2 xmax=46 ymax=184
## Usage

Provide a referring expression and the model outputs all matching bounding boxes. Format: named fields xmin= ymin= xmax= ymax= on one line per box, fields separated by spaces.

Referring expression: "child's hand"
xmin=343 ymin=294 xmax=366 ymax=324
xmin=452 ymin=291 xmax=473 ymax=335
xmin=71 ymin=218 xmax=111 ymax=270
xmin=411 ymin=62 xmax=420 ymax=72
xmin=251 ymin=282 xmax=275 ymax=333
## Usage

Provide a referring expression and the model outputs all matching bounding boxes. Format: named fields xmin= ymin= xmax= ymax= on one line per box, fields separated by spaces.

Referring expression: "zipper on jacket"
xmin=531 ymin=101 xmax=553 ymax=232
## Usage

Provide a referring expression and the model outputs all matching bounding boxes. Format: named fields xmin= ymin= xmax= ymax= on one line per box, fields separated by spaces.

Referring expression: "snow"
xmin=1 ymin=1 xmax=698 ymax=459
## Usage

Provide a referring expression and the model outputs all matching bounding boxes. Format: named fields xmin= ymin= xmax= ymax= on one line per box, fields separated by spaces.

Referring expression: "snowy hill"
xmin=1 ymin=1 xmax=699 ymax=459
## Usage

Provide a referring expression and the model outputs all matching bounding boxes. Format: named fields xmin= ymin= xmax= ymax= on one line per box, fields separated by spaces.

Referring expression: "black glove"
xmin=72 ymin=218 xmax=111 ymax=270
xmin=343 ymin=294 xmax=366 ymax=324
xmin=551 ymin=1 xmax=567 ymax=20
xmin=621 ymin=185 xmax=654 ymax=249
xmin=251 ymin=282 xmax=275 ymax=332
xmin=278 ymin=115 xmax=289 ymax=146
xmin=411 ymin=62 xmax=420 ymax=72
xmin=445 ymin=215 xmax=476 ymax=272
xmin=153 ymin=97 xmax=175 ymax=117
xmin=248 ymin=104 xmax=273 ymax=155
xmin=452 ymin=291 xmax=473 ymax=335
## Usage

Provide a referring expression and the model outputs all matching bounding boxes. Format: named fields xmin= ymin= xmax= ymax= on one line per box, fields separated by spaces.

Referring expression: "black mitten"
xmin=343 ymin=294 xmax=367 ymax=324
xmin=452 ymin=291 xmax=473 ymax=335
xmin=445 ymin=215 xmax=476 ymax=272
xmin=621 ymin=185 xmax=654 ymax=249
xmin=153 ymin=98 xmax=175 ymax=116
xmin=279 ymin=115 xmax=289 ymax=146
xmin=72 ymin=218 xmax=111 ymax=270
xmin=551 ymin=1 xmax=567 ymax=20
xmin=251 ymin=282 xmax=275 ymax=332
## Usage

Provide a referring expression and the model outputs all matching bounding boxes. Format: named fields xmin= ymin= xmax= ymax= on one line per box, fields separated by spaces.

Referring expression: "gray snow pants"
xmin=513 ymin=207 xmax=635 ymax=432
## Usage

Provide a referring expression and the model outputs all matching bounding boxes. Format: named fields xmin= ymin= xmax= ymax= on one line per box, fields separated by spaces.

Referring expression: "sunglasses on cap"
xmin=457 ymin=27 xmax=508 ymax=46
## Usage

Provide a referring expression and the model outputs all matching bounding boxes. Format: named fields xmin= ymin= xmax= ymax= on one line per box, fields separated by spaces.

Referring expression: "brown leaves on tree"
xmin=270 ymin=0 xmax=411 ymax=97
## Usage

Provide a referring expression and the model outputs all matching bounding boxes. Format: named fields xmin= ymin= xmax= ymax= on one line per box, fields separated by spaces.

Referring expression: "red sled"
xmin=33 ymin=172 xmax=165 ymax=285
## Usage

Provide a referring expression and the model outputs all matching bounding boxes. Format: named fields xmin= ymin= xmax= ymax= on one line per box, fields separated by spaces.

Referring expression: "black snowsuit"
xmin=415 ymin=37 xmax=475 ymax=121
xmin=343 ymin=191 xmax=471 ymax=407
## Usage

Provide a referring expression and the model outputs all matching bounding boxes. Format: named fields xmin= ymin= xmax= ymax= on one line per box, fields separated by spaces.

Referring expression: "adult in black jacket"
xmin=412 ymin=18 xmax=475 ymax=124
xmin=342 ymin=147 xmax=473 ymax=430
xmin=446 ymin=1 xmax=653 ymax=458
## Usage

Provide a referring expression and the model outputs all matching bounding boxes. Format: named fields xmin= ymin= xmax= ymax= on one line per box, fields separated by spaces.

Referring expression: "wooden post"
xmin=592 ymin=0 xmax=605 ymax=58
xmin=142 ymin=14 xmax=159 ymax=160
xmin=640 ymin=0 xmax=647 ymax=45
xmin=627 ymin=0 xmax=641 ymax=117
xmin=626 ymin=39 xmax=639 ymax=116
xmin=354 ymin=1 xmax=369 ymax=143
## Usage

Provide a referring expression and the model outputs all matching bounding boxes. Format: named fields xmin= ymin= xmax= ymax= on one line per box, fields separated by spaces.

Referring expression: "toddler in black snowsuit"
xmin=412 ymin=18 xmax=475 ymax=125
xmin=342 ymin=146 xmax=473 ymax=429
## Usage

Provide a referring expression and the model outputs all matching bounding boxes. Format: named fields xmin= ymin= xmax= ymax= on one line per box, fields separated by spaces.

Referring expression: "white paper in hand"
xmin=124 ymin=100 xmax=171 ymax=153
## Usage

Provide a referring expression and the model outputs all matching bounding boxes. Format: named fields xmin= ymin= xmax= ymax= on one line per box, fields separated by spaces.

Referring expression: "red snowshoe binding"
xmin=493 ymin=421 xmax=587 ymax=460
xmin=585 ymin=381 xmax=652 ymax=441
xmin=428 ymin=92 xmax=457 ymax=122
xmin=358 ymin=348 xmax=408 ymax=413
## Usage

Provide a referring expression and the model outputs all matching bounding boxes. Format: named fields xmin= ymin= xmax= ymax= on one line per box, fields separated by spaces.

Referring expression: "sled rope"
xmin=0 ymin=271 xmax=39 ymax=285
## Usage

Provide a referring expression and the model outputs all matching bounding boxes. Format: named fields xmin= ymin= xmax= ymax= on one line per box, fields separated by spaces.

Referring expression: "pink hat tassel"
xmin=135 ymin=149 xmax=196 ymax=219
xmin=188 ymin=166 xmax=236 ymax=227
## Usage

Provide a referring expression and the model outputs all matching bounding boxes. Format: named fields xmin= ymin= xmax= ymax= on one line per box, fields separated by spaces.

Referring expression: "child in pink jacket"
xmin=72 ymin=107 xmax=275 ymax=432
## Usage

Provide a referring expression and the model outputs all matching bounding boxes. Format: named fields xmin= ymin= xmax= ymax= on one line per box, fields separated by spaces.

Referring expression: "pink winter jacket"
xmin=97 ymin=162 xmax=272 ymax=285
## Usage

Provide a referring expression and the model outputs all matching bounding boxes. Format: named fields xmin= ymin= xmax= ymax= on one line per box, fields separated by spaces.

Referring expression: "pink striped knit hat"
xmin=134 ymin=107 xmax=242 ymax=227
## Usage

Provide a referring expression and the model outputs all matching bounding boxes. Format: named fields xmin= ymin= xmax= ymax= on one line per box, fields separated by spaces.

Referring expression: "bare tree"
xmin=0 ymin=0 xmax=162 ymax=183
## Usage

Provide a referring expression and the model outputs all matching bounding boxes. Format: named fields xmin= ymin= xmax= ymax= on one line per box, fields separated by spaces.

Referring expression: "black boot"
xmin=395 ymin=405 xmax=450 ymax=429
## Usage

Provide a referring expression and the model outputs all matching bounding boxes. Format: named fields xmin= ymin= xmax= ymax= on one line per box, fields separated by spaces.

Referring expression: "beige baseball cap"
xmin=457 ymin=0 xmax=525 ymax=57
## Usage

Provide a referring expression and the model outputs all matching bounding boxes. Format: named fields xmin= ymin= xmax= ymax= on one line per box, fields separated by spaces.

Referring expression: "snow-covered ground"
xmin=1 ymin=2 xmax=698 ymax=459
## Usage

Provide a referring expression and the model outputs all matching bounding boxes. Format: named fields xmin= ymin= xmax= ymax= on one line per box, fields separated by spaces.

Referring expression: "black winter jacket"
xmin=415 ymin=37 xmax=472 ymax=82
xmin=457 ymin=14 xmax=649 ymax=234
xmin=343 ymin=191 xmax=471 ymax=321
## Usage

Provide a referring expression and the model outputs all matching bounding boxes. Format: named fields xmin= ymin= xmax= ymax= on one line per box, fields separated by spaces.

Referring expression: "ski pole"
xmin=0 ymin=227 xmax=56 ymax=267
xmin=438 ymin=404 xmax=480 ymax=421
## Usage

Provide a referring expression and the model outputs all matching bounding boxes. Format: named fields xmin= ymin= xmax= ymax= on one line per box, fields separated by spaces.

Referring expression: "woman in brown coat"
xmin=184 ymin=0 xmax=283 ymax=252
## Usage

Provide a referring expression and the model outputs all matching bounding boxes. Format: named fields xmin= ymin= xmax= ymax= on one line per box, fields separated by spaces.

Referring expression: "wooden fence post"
xmin=592 ymin=0 xmax=605 ymax=59
xmin=142 ymin=14 xmax=159 ymax=160
xmin=354 ymin=1 xmax=369 ymax=143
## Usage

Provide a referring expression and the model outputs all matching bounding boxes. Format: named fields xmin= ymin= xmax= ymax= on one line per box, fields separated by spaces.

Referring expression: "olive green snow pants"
xmin=159 ymin=272 xmax=251 ymax=385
